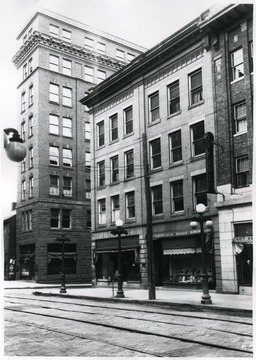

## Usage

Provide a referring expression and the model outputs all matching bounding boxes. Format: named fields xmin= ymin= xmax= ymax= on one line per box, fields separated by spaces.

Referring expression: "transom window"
xmin=189 ymin=68 xmax=203 ymax=106
xmin=191 ymin=121 xmax=205 ymax=157
xmin=149 ymin=92 xmax=159 ymax=122
xmin=124 ymin=106 xmax=133 ymax=135
xmin=151 ymin=185 xmax=163 ymax=215
xmin=234 ymin=101 xmax=247 ymax=134
xmin=168 ymin=81 xmax=180 ymax=114
xmin=236 ymin=156 xmax=249 ymax=187
xmin=150 ymin=138 xmax=161 ymax=169
xmin=169 ymin=130 xmax=182 ymax=163
xmin=171 ymin=180 xmax=184 ymax=213
xmin=110 ymin=114 xmax=118 ymax=141
xmin=231 ymin=48 xmax=244 ymax=81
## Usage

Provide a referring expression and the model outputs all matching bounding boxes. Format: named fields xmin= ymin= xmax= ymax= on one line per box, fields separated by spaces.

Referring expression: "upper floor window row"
xmin=49 ymin=83 xmax=72 ymax=107
xmin=21 ymin=84 xmax=34 ymax=113
xmin=49 ymin=114 xmax=72 ymax=137
xmin=22 ymin=57 xmax=33 ymax=80
xmin=49 ymin=24 xmax=72 ymax=42
xmin=49 ymin=55 xmax=72 ymax=76
xmin=84 ymin=65 xmax=106 ymax=84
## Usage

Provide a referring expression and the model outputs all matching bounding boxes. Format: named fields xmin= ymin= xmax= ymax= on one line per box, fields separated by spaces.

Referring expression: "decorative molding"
xmin=95 ymin=91 xmax=134 ymax=116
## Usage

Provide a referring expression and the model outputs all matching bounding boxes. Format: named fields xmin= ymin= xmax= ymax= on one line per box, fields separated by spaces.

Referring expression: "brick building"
xmin=81 ymin=4 xmax=253 ymax=293
xmin=13 ymin=9 xmax=146 ymax=283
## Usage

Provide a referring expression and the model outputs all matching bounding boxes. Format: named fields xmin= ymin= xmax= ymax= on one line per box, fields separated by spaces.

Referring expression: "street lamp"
xmin=56 ymin=234 xmax=70 ymax=293
xmin=110 ymin=219 xmax=128 ymax=298
xmin=190 ymin=203 xmax=213 ymax=304
xmin=3 ymin=128 xmax=26 ymax=162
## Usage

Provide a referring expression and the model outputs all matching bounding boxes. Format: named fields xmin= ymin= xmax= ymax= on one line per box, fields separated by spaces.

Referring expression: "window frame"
xmin=231 ymin=48 xmax=244 ymax=81
xmin=62 ymin=29 xmax=72 ymax=42
xmin=149 ymin=91 xmax=160 ymax=123
xmin=126 ymin=191 xmax=135 ymax=219
xmin=193 ymin=174 xmax=207 ymax=207
xmin=49 ymin=114 xmax=59 ymax=135
xmin=50 ymin=208 xmax=60 ymax=228
xmin=49 ymin=175 xmax=59 ymax=196
xmin=62 ymin=59 xmax=72 ymax=76
xmin=49 ymin=24 xmax=59 ymax=38
xmin=151 ymin=185 xmax=163 ymax=215
xmin=110 ymin=155 xmax=119 ymax=183
xmin=49 ymin=145 xmax=59 ymax=166
xmin=49 ymin=55 xmax=59 ymax=72
xmin=171 ymin=180 xmax=184 ymax=213
xmin=110 ymin=113 xmax=118 ymax=142
xmin=111 ymin=195 xmax=120 ymax=223
xmin=29 ymin=146 xmax=33 ymax=168
xmin=62 ymin=86 xmax=72 ymax=107
xmin=84 ymin=65 xmax=94 ymax=82
xmin=168 ymin=80 xmax=180 ymax=115
xmin=63 ymin=148 xmax=72 ymax=168
xmin=124 ymin=106 xmax=133 ymax=135
xmin=98 ymin=199 xmax=106 ymax=225
xmin=189 ymin=68 xmax=203 ymax=106
xmin=63 ymin=117 xmax=72 ymax=137
xmin=169 ymin=130 xmax=182 ymax=164
xmin=191 ymin=121 xmax=205 ymax=157
xmin=98 ymin=160 xmax=105 ymax=187
xmin=29 ymin=176 xmax=34 ymax=197
xmin=49 ymin=83 xmax=59 ymax=103
xmin=150 ymin=138 xmax=162 ymax=170
xmin=236 ymin=156 xmax=249 ymax=188
xmin=28 ymin=115 xmax=33 ymax=137
xmin=234 ymin=101 xmax=247 ymax=134
xmin=97 ymin=121 xmax=105 ymax=147
xmin=125 ymin=149 xmax=134 ymax=179
xmin=63 ymin=176 xmax=72 ymax=197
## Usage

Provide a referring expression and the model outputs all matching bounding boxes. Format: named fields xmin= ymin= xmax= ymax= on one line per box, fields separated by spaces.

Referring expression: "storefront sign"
xmin=153 ymin=229 xmax=210 ymax=239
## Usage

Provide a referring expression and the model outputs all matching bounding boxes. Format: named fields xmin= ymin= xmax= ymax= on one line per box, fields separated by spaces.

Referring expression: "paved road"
xmin=4 ymin=288 xmax=253 ymax=357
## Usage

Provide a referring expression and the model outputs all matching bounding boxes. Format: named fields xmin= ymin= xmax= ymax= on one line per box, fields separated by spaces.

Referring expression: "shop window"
xmin=149 ymin=91 xmax=159 ymax=122
xmin=168 ymin=80 xmax=180 ymax=115
xmin=47 ymin=243 xmax=77 ymax=275
xmin=169 ymin=130 xmax=182 ymax=163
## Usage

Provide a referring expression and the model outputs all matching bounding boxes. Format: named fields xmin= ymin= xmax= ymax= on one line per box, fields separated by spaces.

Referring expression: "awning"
xmin=163 ymin=248 xmax=202 ymax=255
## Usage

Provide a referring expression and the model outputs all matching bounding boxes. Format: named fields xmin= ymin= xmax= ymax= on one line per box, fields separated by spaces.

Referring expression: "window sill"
xmin=171 ymin=211 xmax=185 ymax=217
xmin=190 ymin=154 xmax=205 ymax=162
xmin=62 ymin=105 xmax=73 ymax=109
xmin=63 ymin=135 xmax=73 ymax=139
xmin=49 ymin=133 xmax=60 ymax=137
xmin=125 ymin=218 xmax=136 ymax=224
xmin=153 ymin=214 xmax=165 ymax=220
xmin=97 ymin=145 xmax=106 ymax=150
xmin=230 ymin=77 xmax=244 ymax=85
xmin=98 ymin=224 xmax=107 ymax=228
xmin=188 ymin=100 xmax=204 ymax=110
xmin=167 ymin=110 xmax=181 ymax=119
xmin=28 ymin=135 xmax=33 ymax=139
xmin=169 ymin=160 xmax=183 ymax=168
xmin=150 ymin=167 xmax=163 ymax=174
xmin=98 ymin=185 xmax=106 ymax=190
xmin=110 ymin=181 xmax=120 ymax=186
xmin=124 ymin=176 xmax=135 ymax=182
xmin=110 ymin=139 xmax=119 ymax=145
xmin=49 ymin=165 xmax=60 ymax=168
xmin=49 ymin=101 xmax=60 ymax=105
xmin=148 ymin=118 xmax=161 ymax=127
xmin=123 ymin=132 xmax=134 ymax=139
xmin=233 ymin=131 xmax=247 ymax=137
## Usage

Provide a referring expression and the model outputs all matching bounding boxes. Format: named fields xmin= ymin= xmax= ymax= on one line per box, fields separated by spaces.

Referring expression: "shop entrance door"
xmin=236 ymin=245 xmax=253 ymax=286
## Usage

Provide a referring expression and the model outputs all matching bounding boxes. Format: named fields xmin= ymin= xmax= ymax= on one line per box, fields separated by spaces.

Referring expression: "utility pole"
xmin=142 ymin=133 xmax=156 ymax=300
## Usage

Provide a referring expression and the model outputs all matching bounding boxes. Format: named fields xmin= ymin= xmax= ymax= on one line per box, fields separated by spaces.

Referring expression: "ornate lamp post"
xmin=3 ymin=128 xmax=26 ymax=162
xmin=110 ymin=219 xmax=128 ymax=298
xmin=190 ymin=203 xmax=213 ymax=304
xmin=56 ymin=234 xmax=70 ymax=293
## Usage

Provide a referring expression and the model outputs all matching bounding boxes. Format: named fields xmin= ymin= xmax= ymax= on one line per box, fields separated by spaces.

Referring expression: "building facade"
xmin=4 ymin=206 xmax=17 ymax=280
xmin=13 ymin=9 xmax=146 ymax=283
xmin=82 ymin=4 xmax=253 ymax=293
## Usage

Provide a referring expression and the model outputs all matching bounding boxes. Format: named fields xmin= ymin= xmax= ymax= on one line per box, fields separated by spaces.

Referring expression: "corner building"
xmin=13 ymin=9 xmax=146 ymax=283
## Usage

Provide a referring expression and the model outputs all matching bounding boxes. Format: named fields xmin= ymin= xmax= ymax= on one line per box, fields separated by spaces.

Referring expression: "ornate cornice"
xmin=95 ymin=90 xmax=133 ymax=116
xmin=12 ymin=31 xmax=125 ymax=71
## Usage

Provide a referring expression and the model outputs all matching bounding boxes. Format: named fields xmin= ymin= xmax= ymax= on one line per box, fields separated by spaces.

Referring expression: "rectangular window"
xmin=29 ymin=147 xmax=33 ymax=168
xmin=21 ymin=92 xmax=26 ymax=112
xmin=29 ymin=177 xmax=33 ymax=197
xmin=49 ymin=83 xmax=59 ymax=103
xmin=49 ymin=55 xmax=59 ymax=72
xmin=29 ymin=85 xmax=33 ymax=106
xmin=62 ymin=29 xmax=71 ymax=42
xmin=63 ymin=59 xmax=72 ymax=76
xmin=98 ymin=199 xmax=106 ymax=224
xmin=49 ymin=175 xmax=59 ymax=195
xmin=97 ymin=70 xmax=106 ymax=84
xmin=85 ymin=121 xmax=90 ymax=140
xmin=116 ymin=49 xmax=125 ymax=60
xmin=111 ymin=195 xmax=120 ymax=222
xmin=189 ymin=68 xmax=203 ymax=105
xmin=110 ymin=114 xmax=118 ymax=141
xmin=50 ymin=209 xmax=60 ymax=228
xmin=47 ymin=243 xmax=77 ymax=275
xmin=191 ymin=121 xmax=205 ymax=157
xmin=234 ymin=101 xmax=247 ymax=134
xmin=150 ymin=138 xmax=161 ymax=169
xmin=87 ymin=211 xmax=91 ymax=229
xmin=98 ymin=161 xmax=105 ymax=187
xmin=21 ymin=121 xmax=25 ymax=141
xmin=21 ymin=212 xmax=25 ymax=231
xmin=85 ymin=179 xmax=91 ymax=199
xmin=97 ymin=42 xmax=106 ymax=54
xmin=125 ymin=150 xmax=134 ymax=179
xmin=28 ymin=57 xmax=33 ymax=73
xmin=126 ymin=191 xmax=135 ymax=219
xmin=84 ymin=66 xmax=94 ymax=82
xmin=23 ymin=63 xmax=27 ymax=79
xmin=127 ymin=53 xmax=135 ymax=62
xmin=63 ymin=117 xmax=72 ymax=137
xmin=21 ymin=180 xmax=26 ymax=200
xmin=149 ymin=91 xmax=159 ymax=122
xmin=231 ymin=48 xmax=244 ymax=81
xmin=49 ymin=114 xmax=59 ymax=135
xmin=21 ymin=158 xmax=26 ymax=172
xmin=63 ymin=148 xmax=72 ymax=167
xmin=97 ymin=121 xmax=104 ymax=147
xmin=62 ymin=87 xmax=72 ymax=107
xmin=49 ymin=146 xmax=59 ymax=166
xmin=85 ymin=151 xmax=91 ymax=170
xmin=169 ymin=130 xmax=182 ymax=163
xmin=85 ymin=37 xmax=94 ymax=50
xmin=63 ymin=177 xmax=72 ymax=197
xmin=152 ymin=185 xmax=163 ymax=215
xmin=194 ymin=174 xmax=207 ymax=207
xmin=236 ymin=156 xmax=249 ymax=187
xmin=49 ymin=24 xmax=59 ymax=38
xmin=168 ymin=81 xmax=180 ymax=114
xmin=62 ymin=209 xmax=71 ymax=229
xmin=124 ymin=106 xmax=133 ymax=135
xmin=111 ymin=155 xmax=119 ymax=183
xmin=28 ymin=115 xmax=33 ymax=137
xmin=171 ymin=180 xmax=184 ymax=213
xmin=249 ymin=41 xmax=253 ymax=73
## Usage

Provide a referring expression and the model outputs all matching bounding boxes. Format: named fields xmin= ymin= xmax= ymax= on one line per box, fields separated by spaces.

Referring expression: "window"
xmin=98 ymin=161 xmax=105 ymax=187
xmin=49 ymin=83 xmax=59 ymax=103
xmin=97 ymin=42 xmax=105 ymax=54
xmin=189 ymin=68 xmax=203 ymax=105
xmin=87 ymin=211 xmax=91 ymax=229
xmin=126 ymin=191 xmax=135 ymax=219
xmin=150 ymin=138 xmax=161 ymax=169
xmin=85 ymin=151 xmax=91 ymax=170
xmin=21 ymin=158 xmax=26 ymax=172
xmin=111 ymin=156 xmax=119 ymax=183
xmin=171 ymin=180 xmax=184 ymax=213
xmin=63 ymin=29 xmax=71 ymax=42
xmin=21 ymin=180 xmax=26 ymax=200
xmin=193 ymin=174 xmax=207 ymax=207
xmin=85 ymin=121 xmax=90 ymax=140
xmin=50 ymin=209 xmax=60 ymax=228
xmin=29 ymin=177 xmax=33 ymax=197
xmin=231 ymin=48 xmax=244 ymax=81
xmin=63 ymin=59 xmax=72 ymax=76
xmin=21 ymin=121 xmax=25 ymax=141
xmin=127 ymin=53 xmax=135 ymax=62
xmin=28 ymin=58 xmax=33 ymax=73
xmin=47 ymin=243 xmax=77 ymax=275
xmin=49 ymin=114 xmax=59 ymax=135
xmin=98 ymin=199 xmax=106 ymax=225
xmin=62 ymin=209 xmax=71 ymax=229
xmin=23 ymin=63 xmax=27 ymax=79
xmin=63 ymin=117 xmax=72 ymax=137
xmin=236 ymin=156 xmax=249 ymax=187
xmin=84 ymin=66 xmax=94 ymax=82
xmin=28 ymin=115 xmax=33 ymax=137
xmin=124 ymin=106 xmax=133 ymax=135
xmin=29 ymin=147 xmax=33 ymax=168
xmin=21 ymin=91 xmax=26 ymax=112
xmin=97 ymin=70 xmax=106 ymax=84
xmin=49 ymin=24 xmax=59 ymax=38
xmin=85 ymin=37 xmax=94 ymax=50
xmin=149 ymin=91 xmax=159 ymax=122
xmin=116 ymin=49 xmax=125 ymax=60
xmin=168 ymin=81 xmax=180 ymax=114
xmin=49 ymin=55 xmax=59 ymax=72
xmin=97 ymin=121 xmax=104 ymax=147
xmin=29 ymin=85 xmax=33 ymax=106
xmin=152 ymin=185 xmax=163 ymax=215
xmin=249 ymin=41 xmax=253 ymax=73
xmin=191 ymin=121 xmax=205 ymax=157
xmin=234 ymin=102 xmax=247 ymax=134
xmin=63 ymin=148 xmax=72 ymax=167
xmin=22 ymin=211 xmax=32 ymax=231
xmin=49 ymin=146 xmax=59 ymax=166
xmin=110 ymin=114 xmax=118 ymax=141
xmin=111 ymin=195 xmax=120 ymax=222
xmin=62 ymin=87 xmax=72 ymax=107
xmin=63 ymin=177 xmax=72 ymax=197
xmin=169 ymin=130 xmax=182 ymax=163
xmin=85 ymin=179 xmax=91 ymax=199
xmin=125 ymin=150 xmax=134 ymax=179
xmin=49 ymin=175 xmax=59 ymax=195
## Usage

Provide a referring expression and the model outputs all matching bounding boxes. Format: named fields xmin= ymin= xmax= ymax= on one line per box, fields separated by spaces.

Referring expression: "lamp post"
xmin=3 ymin=128 xmax=26 ymax=162
xmin=56 ymin=234 xmax=70 ymax=293
xmin=110 ymin=219 xmax=128 ymax=298
xmin=190 ymin=203 xmax=213 ymax=304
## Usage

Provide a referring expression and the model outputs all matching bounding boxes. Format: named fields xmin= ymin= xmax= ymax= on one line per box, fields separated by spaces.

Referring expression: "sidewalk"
xmin=3 ymin=280 xmax=253 ymax=314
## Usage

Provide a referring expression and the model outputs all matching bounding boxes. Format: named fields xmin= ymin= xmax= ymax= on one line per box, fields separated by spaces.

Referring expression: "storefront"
xmin=19 ymin=244 xmax=35 ymax=280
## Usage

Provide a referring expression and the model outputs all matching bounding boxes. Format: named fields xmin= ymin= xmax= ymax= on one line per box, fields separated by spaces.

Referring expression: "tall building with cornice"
xmin=13 ymin=9 xmax=146 ymax=283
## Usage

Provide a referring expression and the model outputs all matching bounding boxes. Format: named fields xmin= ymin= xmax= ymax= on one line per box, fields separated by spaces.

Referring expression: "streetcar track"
xmin=5 ymin=306 xmax=253 ymax=355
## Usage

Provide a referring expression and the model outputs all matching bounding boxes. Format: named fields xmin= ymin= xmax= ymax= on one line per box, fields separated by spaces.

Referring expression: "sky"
xmin=0 ymin=0 xmax=245 ymax=219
